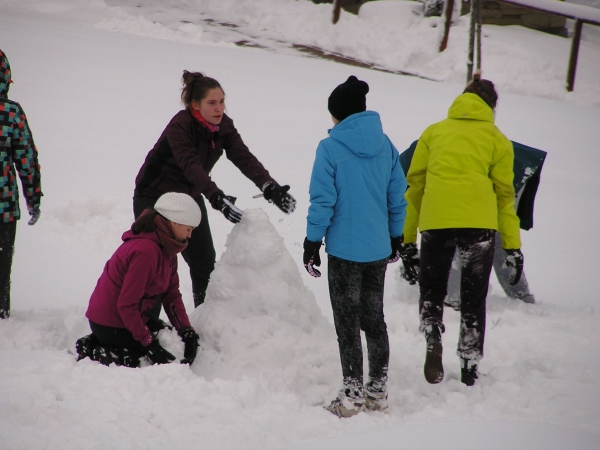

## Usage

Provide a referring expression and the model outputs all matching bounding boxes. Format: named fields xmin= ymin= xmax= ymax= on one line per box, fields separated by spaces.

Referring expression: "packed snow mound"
xmin=191 ymin=209 xmax=340 ymax=403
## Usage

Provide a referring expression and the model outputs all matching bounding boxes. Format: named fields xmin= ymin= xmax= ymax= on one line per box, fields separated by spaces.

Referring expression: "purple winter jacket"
xmin=134 ymin=109 xmax=274 ymax=203
xmin=86 ymin=229 xmax=192 ymax=347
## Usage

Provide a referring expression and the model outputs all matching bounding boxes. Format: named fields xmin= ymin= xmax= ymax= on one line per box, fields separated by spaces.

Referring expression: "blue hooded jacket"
xmin=307 ymin=111 xmax=407 ymax=262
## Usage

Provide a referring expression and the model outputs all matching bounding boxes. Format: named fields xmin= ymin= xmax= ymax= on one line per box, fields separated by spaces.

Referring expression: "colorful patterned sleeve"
xmin=12 ymin=104 xmax=42 ymax=211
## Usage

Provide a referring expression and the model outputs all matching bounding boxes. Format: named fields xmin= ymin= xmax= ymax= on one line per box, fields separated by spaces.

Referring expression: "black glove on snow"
xmin=388 ymin=235 xmax=403 ymax=264
xmin=210 ymin=191 xmax=243 ymax=224
xmin=27 ymin=205 xmax=41 ymax=226
xmin=399 ymin=242 xmax=420 ymax=285
xmin=144 ymin=338 xmax=176 ymax=365
xmin=263 ymin=182 xmax=297 ymax=214
xmin=178 ymin=327 xmax=200 ymax=365
xmin=503 ymin=248 xmax=524 ymax=285
xmin=303 ymin=238 xmax=322 ymax=278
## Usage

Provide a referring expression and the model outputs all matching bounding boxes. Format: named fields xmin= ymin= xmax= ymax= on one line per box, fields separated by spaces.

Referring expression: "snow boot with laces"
xmin=325 ymin=387 xmax=365 ymax=418
xmin=364 ymin=380 xmax=388 ymax=412
xmin=424 ymin=325 xmax=444 ymax=384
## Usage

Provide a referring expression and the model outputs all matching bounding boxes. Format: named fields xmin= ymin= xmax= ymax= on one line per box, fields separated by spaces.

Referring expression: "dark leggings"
xmin=419 ymin=228 xmax=495 ymax=361
xmin=328 ymin=255 xmax=389 ymax=385
xmin=90 ymin=320 xmax=146 ymax=352
xmin=0 ymin=221 xmax=16 ymax=319
xmin=133 ymin=196 xmax=216 ymax=303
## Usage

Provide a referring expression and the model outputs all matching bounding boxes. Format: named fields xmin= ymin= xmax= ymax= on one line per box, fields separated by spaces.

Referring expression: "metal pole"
xmin=476 ymin=0 xmax=482 ymax=71
xmin=467 ymin=0 xmax=475 ymax=82
xmin=566 ymin=19 xmax=583 ymax=92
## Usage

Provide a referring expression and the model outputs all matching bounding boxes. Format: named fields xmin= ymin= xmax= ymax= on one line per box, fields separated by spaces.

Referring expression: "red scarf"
xmin=190 ymin=107 xmax=219 ymax=148
xmin=153 ymin=214 xmax=188 ymax=255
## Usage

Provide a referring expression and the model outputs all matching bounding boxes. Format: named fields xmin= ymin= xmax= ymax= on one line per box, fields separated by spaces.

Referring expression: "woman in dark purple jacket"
xmin=134 ymin=71 xmax=296 ymax=307
xmin=76 ymin=193 xmax=202 ymax=368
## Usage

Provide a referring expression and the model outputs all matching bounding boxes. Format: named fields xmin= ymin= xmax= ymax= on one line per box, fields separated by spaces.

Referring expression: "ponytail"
xmin=463 ymin=70 xmax=498 ymax=110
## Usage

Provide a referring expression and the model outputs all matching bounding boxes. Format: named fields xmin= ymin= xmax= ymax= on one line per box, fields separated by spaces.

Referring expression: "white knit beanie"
xmin=154 ymin=192 xmax=201 ymax=227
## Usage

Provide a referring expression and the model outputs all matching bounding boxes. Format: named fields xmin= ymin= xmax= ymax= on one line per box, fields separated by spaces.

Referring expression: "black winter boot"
xmin=121 ymin=347 xmax=143 ymax=368
xmin=75 ymin=333 xmax=100 ymax=361
xmin=424 ymin=325 xmax=444 ymax=384
xmin=460 ymin=359 xmax=479 ymax=386
xmin=92 ymin=345 xmax=123 ymax=366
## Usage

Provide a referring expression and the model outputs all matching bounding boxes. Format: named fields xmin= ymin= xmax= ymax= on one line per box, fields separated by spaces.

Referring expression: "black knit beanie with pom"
xmin=328 ymin=75 xmax=369 ymax=122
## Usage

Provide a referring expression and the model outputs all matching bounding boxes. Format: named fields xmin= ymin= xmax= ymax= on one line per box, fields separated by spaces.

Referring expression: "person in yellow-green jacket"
xmin=400 ymin=72 xmax=524 ymax=387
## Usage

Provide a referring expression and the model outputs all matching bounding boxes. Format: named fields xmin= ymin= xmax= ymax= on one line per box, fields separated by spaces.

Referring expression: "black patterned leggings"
xmin=419 ymin=228 xmax=495 ymax=362
xmin=0 ymin=221 xmax=16 ymax=319
xmin=328 ymin=255 xmax=389 ymax=387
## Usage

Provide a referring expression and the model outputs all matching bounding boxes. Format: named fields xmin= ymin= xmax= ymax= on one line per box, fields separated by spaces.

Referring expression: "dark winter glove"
xmin=303 ymin=238 xmax=322 ymax=278
xmin=144 ymin=338 xmax=176 ymax=365
xmin=27 ymin=205 xmax=41 ymax=226
xmin=178 ymin=326 xmax=200 ymax=365
xmin=210 ymin=191 xmax=243 ymax=224
xmin=388 ymin=235 xmax=404 ymax=264
xmin=503 ymin=248 xmax=524 ymax=285
xmin=263 ymin=182 xmax=297 ymax=214
xmin=399 ymin=242 xmax=420 ymax=285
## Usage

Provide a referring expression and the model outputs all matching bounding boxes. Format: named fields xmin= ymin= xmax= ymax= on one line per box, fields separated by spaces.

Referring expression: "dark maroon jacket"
xmin=134 ymin=109 xmax=274 ymax=203
xmin=85 ymin=229 xmax=192 ymax=347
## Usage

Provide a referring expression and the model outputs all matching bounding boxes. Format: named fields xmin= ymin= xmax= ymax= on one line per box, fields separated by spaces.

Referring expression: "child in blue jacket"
xmin=303 ymin=76 xmax=407 ymax=417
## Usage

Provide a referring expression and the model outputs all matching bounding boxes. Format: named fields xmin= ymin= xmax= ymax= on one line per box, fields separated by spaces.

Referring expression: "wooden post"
xmin=332 ymin=0 xmax=343 ymax=24
xmin=439 ymin=0 xmax=455 ymax=52
xmin=566 ymin=19 xmax=583 ymax=92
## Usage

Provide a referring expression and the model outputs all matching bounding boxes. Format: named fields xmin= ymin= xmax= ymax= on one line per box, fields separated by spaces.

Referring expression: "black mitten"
xmin=178 ymin=327 xmax=200 ymax=365
xmin=144 ymin=338 xmax=176 ymax=365
xmin=400 ymin=242 xmax=420 ymax=285
xmin=388 ymin=235 xmax=403 ymax=264
xmin=210 ymin=191 xmax=243 ymax=224
xmin=503 ymin=248 xmax=524 ymax=285
xmin=303 ymin=238 xmax=322 ymax=278
xmin=263 ymin=182 xmax=297 ymax=214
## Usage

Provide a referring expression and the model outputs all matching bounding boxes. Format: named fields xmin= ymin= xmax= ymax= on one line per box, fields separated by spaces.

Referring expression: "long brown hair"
xmin=463 ymin=71 xmax=498 ymax=110
xmin=180 ymin=70 xmax=224 ymax=108
xmin=131 ymin=209 xmax=160 ymax=235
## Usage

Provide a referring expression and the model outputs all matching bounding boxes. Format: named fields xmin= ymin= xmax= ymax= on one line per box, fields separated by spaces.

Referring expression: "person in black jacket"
xmin=0 ymin=49 xmax=42 ymax=319
xmin=134 ymin=71 xmax=296 ymax=307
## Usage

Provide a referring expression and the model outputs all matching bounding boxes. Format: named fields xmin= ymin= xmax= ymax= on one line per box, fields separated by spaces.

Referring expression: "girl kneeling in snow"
xmin=75 ymin=192 xmax=201 ymax=368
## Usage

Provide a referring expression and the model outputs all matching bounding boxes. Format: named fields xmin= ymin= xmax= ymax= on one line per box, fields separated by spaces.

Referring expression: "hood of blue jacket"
xmin=0 ymin=49 xmax=11 ymax=98
xmin=328 ymin=111 xmax=385 ymax=157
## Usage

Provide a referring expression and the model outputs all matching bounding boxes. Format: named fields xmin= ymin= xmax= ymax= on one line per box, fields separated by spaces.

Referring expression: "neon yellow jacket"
xmin=404 ymin=93 xmax=521 ymax=249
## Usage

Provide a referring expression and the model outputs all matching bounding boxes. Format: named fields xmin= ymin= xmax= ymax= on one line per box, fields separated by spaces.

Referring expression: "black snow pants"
xmin=0 ymin=221 xmax=17 ymax=319
xmin=328 ymin=255 xmax=389 ymax=387
xmin=133 ymin=196 xmax=215 ymax=306
xmin=447 ymin=231 xmax=533 ymax=303
xmin=419 ymin=228 xmax=495 ymax=362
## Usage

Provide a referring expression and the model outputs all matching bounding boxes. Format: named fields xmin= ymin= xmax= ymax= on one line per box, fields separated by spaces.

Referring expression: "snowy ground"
xmin=1 ymin=1 xmax=600 ymax=449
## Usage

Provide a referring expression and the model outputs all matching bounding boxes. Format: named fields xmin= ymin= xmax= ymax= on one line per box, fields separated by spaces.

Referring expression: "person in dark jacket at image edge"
xmin=0 ymin=49 xmax=42 ymax=319
xmin=133 ymin=71 xmax=296 ymax=308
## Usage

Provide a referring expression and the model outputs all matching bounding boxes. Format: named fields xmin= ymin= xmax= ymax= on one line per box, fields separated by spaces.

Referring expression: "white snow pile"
xmin=191 ymin=209 xmax=340 ymax=401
